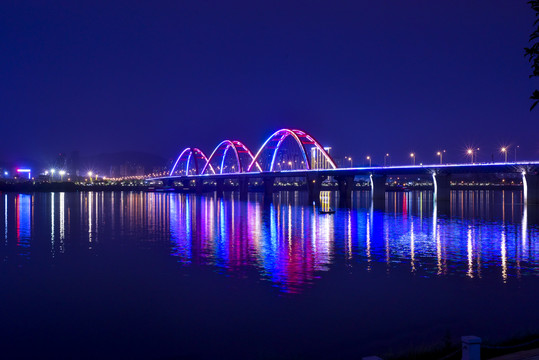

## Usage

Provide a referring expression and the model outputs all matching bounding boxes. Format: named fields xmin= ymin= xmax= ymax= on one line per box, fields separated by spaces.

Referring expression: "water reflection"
xmin=0 ymin=190 xmax=537 ymax=293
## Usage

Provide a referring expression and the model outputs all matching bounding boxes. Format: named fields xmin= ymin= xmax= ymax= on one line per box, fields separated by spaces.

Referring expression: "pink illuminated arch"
xmin=169 ymin=147 xmax=214 ymax=176
xmin=247 ymin=129 xmax=337 ymax=172
xmin=201 ymin=140 xmax=262 ymax=174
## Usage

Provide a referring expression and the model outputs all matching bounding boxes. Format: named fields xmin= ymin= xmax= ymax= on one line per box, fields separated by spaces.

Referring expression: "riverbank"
xmin=380 ymin=333 xmax=539 ymax=360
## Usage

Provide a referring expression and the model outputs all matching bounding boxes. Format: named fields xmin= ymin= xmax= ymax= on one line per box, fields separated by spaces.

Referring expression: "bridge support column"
xmin=162 ymin=178 xmax=174 ymax=188
xmin=433 ymin=173 xmax=451 ymax=202
xmin=262 ymin=177 xmax=275 ymax=202
xmin=524 ymin=173 xmax=539 ymax=205
xmin=238 ymin=177 xmax=249 ymax=200
xmin=215 ymin=178 xmax=224 ymax=197
xmin=307 ymin=174 xmax=326 ymax=204
xmin=336 ymin=176 xmax=355 ymax=205
xmin=195 ymin=178 xmax=203 ymax=195
xmin=370 ymin=174 xmax=386 ymax=202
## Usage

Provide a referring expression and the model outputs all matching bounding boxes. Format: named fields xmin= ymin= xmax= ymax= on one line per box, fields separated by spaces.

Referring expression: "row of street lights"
xmin=45 ymin=169 xmax=67 ymax=181
xmin=350 ymin=146 xmax=520 ymax=167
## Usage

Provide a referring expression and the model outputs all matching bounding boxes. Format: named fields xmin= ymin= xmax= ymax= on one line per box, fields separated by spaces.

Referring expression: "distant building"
xmin=136 ymin=165 xmax=145 ymax=176
xmin=68 ymin=151 xmax=80 ymax=176
xmin=310 ymin=147 xmax=332 ymax=169
xmin=110 ymin=165 xmax=119 ymax=178
xmin=55 ymin=153 xmax=67 ymax=170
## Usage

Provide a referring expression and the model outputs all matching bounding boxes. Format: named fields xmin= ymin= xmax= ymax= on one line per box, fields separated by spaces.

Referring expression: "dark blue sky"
xmin=1 ymin=1 xmax=537 ymax=165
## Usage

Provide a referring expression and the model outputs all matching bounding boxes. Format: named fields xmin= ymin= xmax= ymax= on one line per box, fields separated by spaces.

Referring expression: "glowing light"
xmin=16 ymin=168 xmax=32 ymax=179
xmin=501 ymin=147 xmax=508 ymax=162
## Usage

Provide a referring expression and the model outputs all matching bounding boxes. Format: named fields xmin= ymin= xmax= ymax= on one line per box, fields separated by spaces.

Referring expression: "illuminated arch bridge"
xmin=169 ymin=129 xmax=337 ymax=176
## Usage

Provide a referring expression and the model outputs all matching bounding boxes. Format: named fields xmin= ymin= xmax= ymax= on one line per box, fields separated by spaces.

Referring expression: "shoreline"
xmin=0 ymin=182 xmax=523 ymax=193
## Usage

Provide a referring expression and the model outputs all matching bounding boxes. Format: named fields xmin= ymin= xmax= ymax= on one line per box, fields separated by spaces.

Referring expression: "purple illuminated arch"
xmin=201 ymin=140 xmax=262 ymax=174
xmin=169 ymin=147 xmax=213 ymax=176
xmin=247 ymin=129 xmax=337 ymax=172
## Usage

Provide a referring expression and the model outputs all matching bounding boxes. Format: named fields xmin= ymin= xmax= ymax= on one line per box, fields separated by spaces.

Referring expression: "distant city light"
xmin=16 ymin=168 xmax=31 ymax=179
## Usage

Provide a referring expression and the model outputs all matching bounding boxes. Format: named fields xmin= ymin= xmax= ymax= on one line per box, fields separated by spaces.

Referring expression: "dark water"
xmin=0 ymin=190 xmax=538 ymax=359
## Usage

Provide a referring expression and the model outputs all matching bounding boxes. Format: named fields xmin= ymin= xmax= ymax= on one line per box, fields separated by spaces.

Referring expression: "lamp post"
xmin=467 ymin=148 xmax=479 ymax=163
xmin=384 ymin=153 xmax=390 ymax=167
xmin=437 ymin=150 xmax=445 ymax=164
xmin=366 ymin=156 xmax=371 ymax=167
xmin=501 ymin=147 xmax=508 ymax=163
xmin=467 ymin=149 xmax=474 ymax=163
xmin=514 ymin=145 xmax=519 ymax=162
xmin=410 ymin=153 xmax=415 ymax=165
xmin=59 ymin=170 xmax=66 ymax=182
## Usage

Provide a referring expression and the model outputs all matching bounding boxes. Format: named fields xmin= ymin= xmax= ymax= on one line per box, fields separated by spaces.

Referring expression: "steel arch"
xmin=169 ymin=147 xmax=213 ymax=176
xmin=201 ymin=140 xmax=262 ymax=175
xmin=247 ymin=129 xmax=337 ymax=172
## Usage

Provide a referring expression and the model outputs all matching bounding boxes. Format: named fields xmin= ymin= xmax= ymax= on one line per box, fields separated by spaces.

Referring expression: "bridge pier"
xmin=524 ymin=173 xmax=539 ymax=205
xmin=433 ymin=173 xmax=451 ymax=202
xmin=215 ymin=178 xmax=224 ymax=197
xmin=195 ymin=178 xmax=204 ymax=195
xmin=370 ymin=174 xmax=386 ymax=202
xmin=238 ymin=177 xmax=249 ymax=200
xmin=336 ymin=176 xmax=355 ymax=207
xmin=161 ymin=178 xmax=174 ymax=188
xmin=262 ymin=177 xmax=275 ymax=202
xmin=307 ymin=174 xmax=326 ymax=204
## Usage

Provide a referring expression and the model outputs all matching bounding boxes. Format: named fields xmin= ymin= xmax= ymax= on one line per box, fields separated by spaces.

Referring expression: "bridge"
xmin=151 ymin=128 xmax=539 ymax=205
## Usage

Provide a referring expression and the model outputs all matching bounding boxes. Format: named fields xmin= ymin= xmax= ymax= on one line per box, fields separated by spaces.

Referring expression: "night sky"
xmin=1 ymin=1 xmax=537 ymax=166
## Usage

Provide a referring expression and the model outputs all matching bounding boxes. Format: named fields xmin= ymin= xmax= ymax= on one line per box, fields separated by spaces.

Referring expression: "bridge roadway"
xmin=152 ymin=161 xmax=539 ymax=205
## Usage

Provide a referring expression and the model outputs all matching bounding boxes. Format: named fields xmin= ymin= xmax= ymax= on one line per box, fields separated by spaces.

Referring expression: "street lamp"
xmin=514 ymin=145 xmax=519 ymax=162
xmin=436 ymin=150 xmax=445 ymax=164
xmin=288 ymin=161 xmax=292 ymax=170
xmin=384 ymin=153 xmax=390 ymax=167
xmin=466 ymin=149 xmax=473 ymax=163
xmin=466 ymin=148 xmax=479 ymax=163
xmin=347 ymin=157 xmax=353 ymax=167
xmin=501 ymin=147 xmax=508 ymax=163
xmin=366 ymin=156 xmax=371 ymax=167
xmin=410 ymin=153 xmax=415 ymax=165
xmin=59 ymin=170 xmax=66 ymax=181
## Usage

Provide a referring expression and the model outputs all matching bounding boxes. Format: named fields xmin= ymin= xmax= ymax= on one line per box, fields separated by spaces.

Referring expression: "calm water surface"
xmin=0 ymin=190 xmax=538 ymax=359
